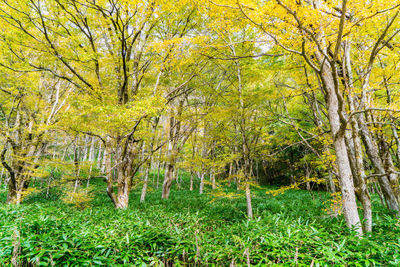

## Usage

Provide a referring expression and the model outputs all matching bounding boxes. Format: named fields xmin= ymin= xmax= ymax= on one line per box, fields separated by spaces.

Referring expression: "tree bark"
xmin=357 ymin=118 xmax=400 ymax=213
xmin=245 ymin=181 xmax=253 ymax=219
xmin=318 ymin=60 xmax=362 ymax=233
xmin=199 ymin=172 xmax=205 ymax=194
xmin=392 ymin=125 xmax=400 ymax=167
xmin=162 ymin=123 xmax=175 ymax=199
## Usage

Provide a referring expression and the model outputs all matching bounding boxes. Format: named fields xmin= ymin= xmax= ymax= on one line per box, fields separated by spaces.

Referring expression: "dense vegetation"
xmin=1 ymin=177 xmax=400 ymax=266
xmin=1 ymin=0 xmax=400 ymax=265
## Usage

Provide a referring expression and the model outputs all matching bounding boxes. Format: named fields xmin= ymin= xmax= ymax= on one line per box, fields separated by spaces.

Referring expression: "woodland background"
xmin=1 ymin=0 xmax=400 ymax=265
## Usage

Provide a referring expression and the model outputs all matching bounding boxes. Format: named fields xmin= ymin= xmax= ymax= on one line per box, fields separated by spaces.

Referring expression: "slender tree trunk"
xmin=235 ymin=159 xmax=241 ymax=190
xmin=328 ymin=171 xmax=336 ymax=193
xmin=375 ymin=181 xmax=387 ymax=207
xmin=140 ymin=163 xmax=150 ymax=203
xmin=0 ymin=167 xmax=3 ymax=187
xmin=88 ymin=137 xmax=96 ymax=162
xmin=345 ymin=64 xmax=372 ymax=232
xmin=345 ymin=131 xmax=372 ymax=232
xmin=46 ymin=173 xmax=52 ymax=198
xmin=199 ymin=172 xmax=205 ymax=194
xmin=243 ymin=159 xmax=253 ymax=219
xmin=358 ymin=118 xmax=400 ymax=213
xmin=86 ymin=165 xmax=92 ymax=188
xmin=162 ymin=119 xmax=176 ymax=199
xmin=156 ymin=159 xmax=161 ymax=189
xmin=97 ymin=142 xmax=103 ymax=169
xmin=199 ymin=125 xmax=208 ymax=194
xmin=380 ymin=138 xmax=400 ymax=203
xmin=104 ymin=138 xmax=118 ymax=208
xmin=256 ymin=161 xmax=259 ymax=184
xmin=392 ymin=125 xmax=400 ymax=166
xmin=72 ymin=136 xmax=82 ymax=197
xmin=228 ymin=162 xmax=233 ymax=187
xmin=319 ymin=61 xmax=362 ymax=233
xmin=245 ymin=180 xmax=253 ymax=219
xmin=83 ymin=136 xmax=89 ymax=161
xmin=211 ymin=169 xmax=216 ymax=190
xmin=190 ymin=171 xmax=194 ymax=191
xmin=175 ymin=168 xmax=180 ymax=187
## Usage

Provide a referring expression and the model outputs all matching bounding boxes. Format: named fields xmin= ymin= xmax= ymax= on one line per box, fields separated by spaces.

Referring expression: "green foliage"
xmin=0 ymin=179 xmax=399 ymax=265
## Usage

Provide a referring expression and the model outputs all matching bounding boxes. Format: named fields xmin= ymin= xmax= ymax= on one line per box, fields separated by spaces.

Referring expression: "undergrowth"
xmin=0 ymin=177 xmax=399 ymax=266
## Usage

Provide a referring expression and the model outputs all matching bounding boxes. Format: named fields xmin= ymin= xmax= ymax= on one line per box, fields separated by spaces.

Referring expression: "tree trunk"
xmin=357 ymin=118 xmax=400 ymax=213
xmin=104 ymin=138 xmax=131 ymax=209
xmin=245 ymin=181 xmax=253 ymax=219
xmin=0 ymin=167 xmax=4 ymax=187
xmin=393 ymin=125 xmax=400 ymax=166
xmin=190 ymin=172 xmax=194 ymax=191
xmin=162 ymin=162 xmax=174 ymax=199
xmin=380 ymin=138 xmax=400 ymax=203
xmin=97 ymin=142 xmax=103 ymax=169
xmin=88 ymin=137 xmax=96 ymax=162
xmin=345 ymin=131 xmax=372 ymax=232
xmin=211 ymin=169 xmax=216 ymax=190
xmin=140 ymin=164 xmax=150 ymax=203
xmin=345 ymin=74 xmax=372 ymax=232
xmin=115 ymin=185 xmax=129 ymax=209
xmin=319 ymin=62 xmax=362 ymax=234
xmin=328 ymin=171 xmax=336 ymax=193
xmin=6 ymin=180 xmax=18 ymax=204
xmin=162 ymin=122 xmax=176 ymax=199
xmin=199 ymin=172 xmax=205 ymax=194
xmin=244 ymin=160 xmax=253 ymax=219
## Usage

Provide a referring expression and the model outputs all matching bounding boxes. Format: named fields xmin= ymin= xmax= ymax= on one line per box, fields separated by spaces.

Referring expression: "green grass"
xmin=0 ymin=177 xmax=399 ymax=266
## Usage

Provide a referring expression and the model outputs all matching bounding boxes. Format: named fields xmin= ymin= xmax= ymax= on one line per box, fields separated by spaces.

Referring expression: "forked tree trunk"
xmin=162 ymin=108 xmax=185 ymax=199
xmin=115 ymin=185 xmax=130 ymax=209
xmin=104 ymin=138 xmax=133 ymax=210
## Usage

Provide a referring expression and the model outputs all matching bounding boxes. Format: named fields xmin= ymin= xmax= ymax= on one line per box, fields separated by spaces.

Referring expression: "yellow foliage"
xmin=18 ymin=188 xmax=40 ymax=203
xmin=323 ymin=193 xmax=343 ymax=217
xmin=62 ymin=187 xmax=93 ymax=210
xmin=266 ymin=183 xmax=299 ymax=197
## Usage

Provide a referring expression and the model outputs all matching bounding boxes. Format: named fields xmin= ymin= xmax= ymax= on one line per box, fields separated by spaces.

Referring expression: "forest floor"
xmin=0 ymin=176 xmax=399 ymax=266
